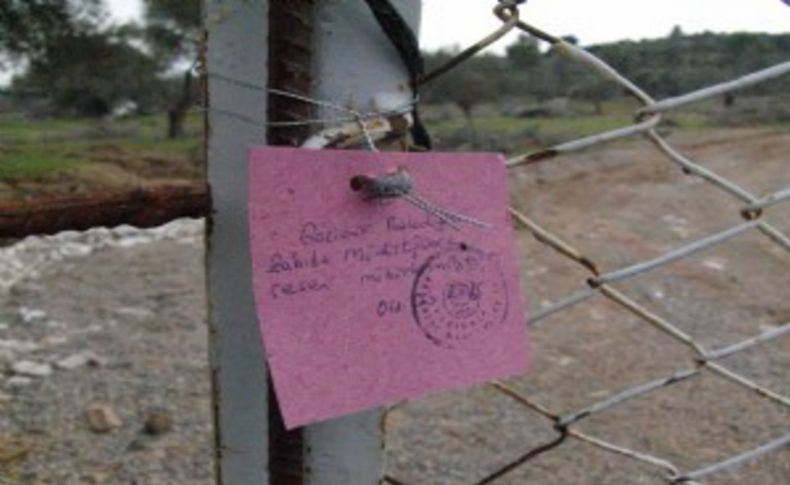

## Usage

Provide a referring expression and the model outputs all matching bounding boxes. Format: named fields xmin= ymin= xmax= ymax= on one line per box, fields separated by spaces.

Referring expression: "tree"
xmin=17 ymin=30 xmax=163 ymax=116
xmin=0 ymin=0 xmax=103 ymax=63
xmin=2 ymin=0 xmax=165 ymax=117
xmin=423 ymin=31 xmax=790 ymax=112
xmin=506 ymin=35 xmax=541 ymax=69
xmin=422 ymin=50 xmax=504 ymax=121
xmin=571 ymin=76 xmax=615 ymax=115
xmin=142 ymin=0 xmax=202 ymax=138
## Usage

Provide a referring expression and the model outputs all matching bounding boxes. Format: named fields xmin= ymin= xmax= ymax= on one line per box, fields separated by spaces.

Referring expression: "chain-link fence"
xmin=380 ymin=2 xmax=790 ymax=484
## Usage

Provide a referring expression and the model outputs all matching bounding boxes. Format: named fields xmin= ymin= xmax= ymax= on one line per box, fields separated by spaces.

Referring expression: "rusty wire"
xmin=382 ymin=2 xmax=790 ymax=484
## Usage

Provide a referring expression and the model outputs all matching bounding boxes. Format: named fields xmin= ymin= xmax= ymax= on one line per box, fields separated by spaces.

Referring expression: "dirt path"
xmin=388 ymin=127 xmax=790 ymax=484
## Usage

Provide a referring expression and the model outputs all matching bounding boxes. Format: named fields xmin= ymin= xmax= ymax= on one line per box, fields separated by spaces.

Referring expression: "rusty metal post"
xmin=304 ymin=2 xmax=421 ymax=484
xmin=207 ymin=1 xmax=422 ymax=483
xmin=266 ymin=1 xmax=314 ymax=483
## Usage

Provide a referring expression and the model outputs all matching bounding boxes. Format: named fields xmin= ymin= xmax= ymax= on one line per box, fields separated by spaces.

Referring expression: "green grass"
xmin=0 ymin=102 xmax=780 ymax=182
xmin=0 ymin=149 xmax=80 ymax=178
xmin=0 ymin=112 xmax=202 ymax=141
xmin=485 ymin=113 xmax=632 ymax=137
xmin=423 ymin=107 xmax=724 ymax=158
xmin=429 ymin=100 xmax=716 ymax=146
xmin=0 ymin=117 xmax=80 ymax=137
xmin=0 ymin=113 xmax=203 ymax=180
xmin=123 ymin=136 xmax=201 ymax=156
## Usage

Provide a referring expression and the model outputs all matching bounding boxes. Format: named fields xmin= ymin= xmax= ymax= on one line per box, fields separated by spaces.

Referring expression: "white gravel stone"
xmin=59 ymin=243 xmax=93 ymax=258
xmin=19 ymin=307 xmax=47 ymax=323
xmin=85 ymin=404 xmax=123 ymax=433
xmin=0 ymin=339 xmax=40 ymax=353
xmin=112 ymin=225 xmax=140 ymax=238
xmin=55 ymin=352 xmax=98 ymax=370
xmin=0 ymin=218 xmax=204 ymax=294
xmin=114 ymin=236 xmax=153 ymax=248
xmin=5 ymin=376 xmax=33 ymax=388
xmin=12 ymin=360 xmax=53 ymax=378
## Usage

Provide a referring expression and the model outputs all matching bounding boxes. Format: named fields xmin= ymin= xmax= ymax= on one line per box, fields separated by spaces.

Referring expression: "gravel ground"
xmin=0 ymin=221 xmax=213 ymax=484
xmin=387 ymin=127 xmax=790 ymax=484
xmin=1 ymin=127 xmax=788 ymax=484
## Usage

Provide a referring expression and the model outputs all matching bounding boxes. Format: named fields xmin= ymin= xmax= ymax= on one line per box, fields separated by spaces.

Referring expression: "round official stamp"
xmin=410 ymin=245 xmax=509 ymax=348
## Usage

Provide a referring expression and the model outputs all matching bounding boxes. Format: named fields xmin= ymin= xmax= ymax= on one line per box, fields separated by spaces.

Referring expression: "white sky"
xmin=3 ymin=0 xmax=787 ymax=85
xmin=422 ymin=0 xmax=790 ymax=50
xmin=105 ymin=0 xmax=790 ymax=50
xmin=108 ymin=0 xmax=142 ymax=24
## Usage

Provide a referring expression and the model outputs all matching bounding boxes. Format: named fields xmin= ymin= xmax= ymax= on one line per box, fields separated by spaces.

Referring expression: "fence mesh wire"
xmin=383 ymin=2 xmax=789 ymax=484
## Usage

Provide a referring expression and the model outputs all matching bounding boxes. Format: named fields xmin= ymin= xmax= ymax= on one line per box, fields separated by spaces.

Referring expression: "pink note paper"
xmin=249 ymin=147 xmax=530 ymax=429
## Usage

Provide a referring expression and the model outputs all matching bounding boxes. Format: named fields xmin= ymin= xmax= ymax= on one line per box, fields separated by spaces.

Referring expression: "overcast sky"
xmin=107 ymin=0 xmax=790 ymax=50
xmin=423 ymin=0 xmax=790 ymax=50
xmin=2 ymin=0 xmax=786 ymax=85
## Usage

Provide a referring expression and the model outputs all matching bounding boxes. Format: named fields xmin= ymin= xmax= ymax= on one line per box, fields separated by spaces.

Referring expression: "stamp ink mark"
xmin=410 ymin=245 xmax=509 ymax=349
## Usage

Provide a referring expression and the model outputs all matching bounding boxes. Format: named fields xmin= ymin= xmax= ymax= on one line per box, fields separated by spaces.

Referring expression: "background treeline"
xmin=423 ymin=29 xmax=790 ymax=117
xmin=1 ymin=0 xmax=199 ymax=137
xmin=1 ymin=1 xmax=788 ymax=129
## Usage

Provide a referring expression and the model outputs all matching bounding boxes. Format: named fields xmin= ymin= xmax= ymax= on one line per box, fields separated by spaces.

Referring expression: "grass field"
xmin=426 ymin=98 xmax=712 ymax=149
xmin=431 ymin=109 xmax=708 ymax=138
xmin=0 ymin=113 xmax=202 ymax=181
xmin=0 ymin=97 xmax=786 ymax=198
xmin=0 ymin=103 xmax=660 ymax=183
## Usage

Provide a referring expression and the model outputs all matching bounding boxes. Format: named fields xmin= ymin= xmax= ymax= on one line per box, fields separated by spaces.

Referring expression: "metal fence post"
xmin=205 ymin=1 xmax=270 ymax=483
xmin=304 ymin=1 xmax=421 ymax=483
xmin=207 ymin=0 xmax=421 ymax=483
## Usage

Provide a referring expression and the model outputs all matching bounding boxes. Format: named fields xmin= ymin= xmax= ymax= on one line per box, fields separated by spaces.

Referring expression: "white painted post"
xmin=205 ymin=1 xmax=269 ymax=483
xmin=305 ymin=2 xmax=421 ymax=484
xmin=206 ymin=1 xmax=422 ymax=483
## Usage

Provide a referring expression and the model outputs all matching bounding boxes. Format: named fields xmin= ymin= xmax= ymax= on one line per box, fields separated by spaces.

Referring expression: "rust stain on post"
xmin=0 ymin=184 xmax=210 ymax=239
xmin=268 ymin=0 xmax=315 ymax=147
xmin=267 ymin=0 xmax=315 ymax=483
